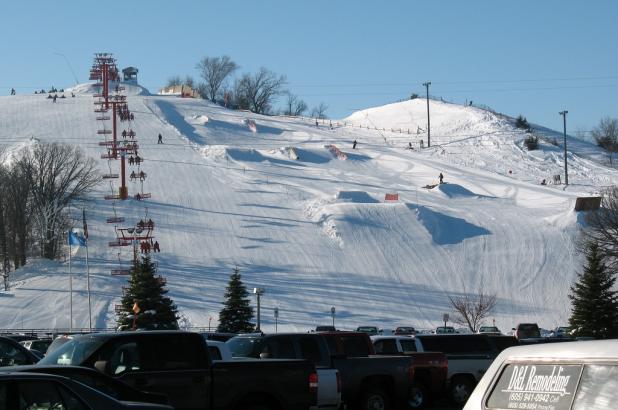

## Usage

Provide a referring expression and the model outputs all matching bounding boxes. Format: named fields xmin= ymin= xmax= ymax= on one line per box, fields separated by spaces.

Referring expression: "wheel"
xmin=450 ymin=376 xmax=474 ymax=406
xmin=407 ymin=383 xmax=427 ymax=409
xmin=360 ymin=387 xmax=392 ymax=410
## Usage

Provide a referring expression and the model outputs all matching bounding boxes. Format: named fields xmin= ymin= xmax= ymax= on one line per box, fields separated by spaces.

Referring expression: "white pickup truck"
xmin=412 ymin=334 xmax=518 ymax=406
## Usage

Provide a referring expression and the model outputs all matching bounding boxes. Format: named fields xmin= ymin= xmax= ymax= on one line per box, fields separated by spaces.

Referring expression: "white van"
xmin=464 ymin=339 xmax=618 ymax=409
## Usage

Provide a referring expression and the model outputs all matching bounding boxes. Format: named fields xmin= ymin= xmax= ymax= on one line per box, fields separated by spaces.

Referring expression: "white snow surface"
xmin=0 ymin=89 xmax=616 ymax=333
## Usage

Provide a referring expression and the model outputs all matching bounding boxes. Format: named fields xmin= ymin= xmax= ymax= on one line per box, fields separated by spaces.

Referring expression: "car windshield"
xmin=357 ymin=327 xmax=378 ymax=333
xmin=38 ymin=337 xmax=103 ymax=366
xmin=226 ymin=337 xmax=264 ymax=358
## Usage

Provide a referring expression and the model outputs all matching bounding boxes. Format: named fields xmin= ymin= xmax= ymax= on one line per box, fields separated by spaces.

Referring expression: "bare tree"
xmin=234 ymin=68 xmax=287 ymax=114
xmin=311 ymin=102 xmax=329 ymax=119
xmin=196 ymin=56 xmax=239 ymax=101
xmin=184 ymin=75 xmax=195 ymax=89
xmin=448 ymin=284 xmax=497 ymax=332
xmin=165 ymin=76 xmax=183 ymax=88
xmin=583 ymin=186 xmax=618 ymax=272
xmin=24 ymin=143 xmax=100 ymax=259
xmin=282 ymin=92 xmax=308 ymax=117
xmin=592 ymin=117 xmax=618 ymax=165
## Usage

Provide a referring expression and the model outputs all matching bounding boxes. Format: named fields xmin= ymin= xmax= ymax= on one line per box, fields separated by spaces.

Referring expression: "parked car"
xmin=512 ymin=323 xmax=540 ymax=339
xmin=355 ymin=326 xmax=379 ymax=335
xmin=435 ymin=326 xmax=455 ymax=334
xmin=477 ymin=326 xmax=501 ymax=335
xmin=204 ymin=340 xmax=233 ymax=361
xmin=199 ymin=332 xmax=236 ymax=342
xmin=0 ymin=336 xmax=40 ymax=367
xmin=1 ymin=365 xmax=169 ymax=405
xmin=20 ymin=338 xmax=53 ymax=355
xmin=320 ymin=331 xmax=444 ymax=409
xmin=394 ymin=326 xmax=416 ymax=336
xmin=315 ymin=325 xmax=336 ymax=332
xmin=413 ymin=333 xmax=518 ymax=406
xmin=0 ymin=333 xmax=38 ymax=343
xmin=549 ymin=326 xmax=572 ymax=337
xmin=37 ymin=330 xmax=318 ymax=410
xmin=227 ymin=332 xmax=341 ymax=409
xmin=0 ymin=371 xmax=173 ymax=409
xmin=464 ymin=339 xmax=618 ymax=410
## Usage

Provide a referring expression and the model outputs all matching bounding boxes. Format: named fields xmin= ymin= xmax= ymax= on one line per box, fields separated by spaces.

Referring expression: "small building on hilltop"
xmin=122 ymin=67 xmax=139 ymax=84
xmin=158 ymin=84 xmax=200 ymax=98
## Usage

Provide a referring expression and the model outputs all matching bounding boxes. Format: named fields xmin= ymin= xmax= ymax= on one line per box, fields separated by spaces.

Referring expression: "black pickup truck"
xmin=36 ymin=331 xmax=316 ymax=410
xmin=318 ymin=331 xmax=421 ymax=410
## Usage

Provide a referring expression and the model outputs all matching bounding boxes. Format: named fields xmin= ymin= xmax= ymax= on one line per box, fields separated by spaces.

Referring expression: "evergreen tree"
xmin=117 ymin=255 xmax=178 ymax=330
xmin=217 ymin=266 xmax=255 ymax=333
xmin=568 ymin=241 xmax=618 ymax=338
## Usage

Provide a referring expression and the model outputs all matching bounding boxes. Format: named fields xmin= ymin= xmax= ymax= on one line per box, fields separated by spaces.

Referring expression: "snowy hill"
xmin=1 ymin=85 xmax=616 ymax=333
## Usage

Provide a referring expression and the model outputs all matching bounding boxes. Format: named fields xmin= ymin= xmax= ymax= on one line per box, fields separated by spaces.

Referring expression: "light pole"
xmin=254 ymin=287 xmax=265 ymax=331
xmin=330 ymin=306 xmax=336 ymax=328
xmin=422 ymin=82 xmax=431 ymax=147
xmin=274 ymin=307 xmax=279 ymax=333
xmin=559 ymin=110 xmax=569 ymax=185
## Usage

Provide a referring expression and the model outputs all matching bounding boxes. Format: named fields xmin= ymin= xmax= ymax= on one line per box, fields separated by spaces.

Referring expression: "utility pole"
xmin=559 ymin=110 xmax=569 ymax=185
xmin=423 ymin=82 xmax=431 ymax=147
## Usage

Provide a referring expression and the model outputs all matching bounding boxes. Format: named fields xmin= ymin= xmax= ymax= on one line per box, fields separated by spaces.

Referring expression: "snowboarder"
xmin=52 ymin=94 xmax=57 ymax=103
xmin=439 ymin=172 xmax=444 ymax=184
xmin=10 ymin=88 xmax=15 ymax=95
xmin=408 ymin=142 xmax=413 ymax=150
xmin=353 ymin=140 xmax=357 ymax=149
xmin=153 ymin=241 xmax=160 ymax=252
xmin=157 ymin=133 xmax=163 ymax=144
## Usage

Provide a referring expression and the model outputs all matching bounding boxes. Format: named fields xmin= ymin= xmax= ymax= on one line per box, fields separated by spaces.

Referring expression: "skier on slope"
xmin=157 ymin=133 xmax=163 ymax=144
xmin=353 ymin=140 xmax=357 ymax=149
xmin=439 ymin=172 xmax=444 ymax=184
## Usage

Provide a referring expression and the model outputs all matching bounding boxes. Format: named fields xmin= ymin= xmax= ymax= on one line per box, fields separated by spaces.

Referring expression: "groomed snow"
xmin=1 ymin=84 xmax=616 ymax=333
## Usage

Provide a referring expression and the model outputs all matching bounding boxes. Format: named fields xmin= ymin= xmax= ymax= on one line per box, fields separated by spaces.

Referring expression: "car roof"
xmin=370 ymin=335 xmax=414 ymax=341
xmin=496 ymin=339 xmax=618 ymax=359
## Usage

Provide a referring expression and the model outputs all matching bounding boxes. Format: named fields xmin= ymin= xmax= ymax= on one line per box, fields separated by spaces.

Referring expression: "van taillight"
xmin=309 ymin=372 xmax=319 ymax=391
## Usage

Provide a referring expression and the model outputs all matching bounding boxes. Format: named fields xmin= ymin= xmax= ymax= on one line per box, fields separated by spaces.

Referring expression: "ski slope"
xmin=0 ymin=86 xmax=616 ymax=333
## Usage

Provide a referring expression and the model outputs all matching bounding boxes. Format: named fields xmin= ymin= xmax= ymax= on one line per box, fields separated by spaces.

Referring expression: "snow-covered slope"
xmin=0 ymin=86 xmax=616 ymax=332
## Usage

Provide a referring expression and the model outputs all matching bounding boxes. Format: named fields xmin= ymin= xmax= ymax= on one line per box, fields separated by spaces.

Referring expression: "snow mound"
xmin=67 ymin=82 xmax=150 ymax=96
xmin=438 ymin=183 xmax=482 ymax=198
xmin=188 ymin=115 xmax=209 ymax=125
xmin=335 ymin=190 xmax=379 ymax=204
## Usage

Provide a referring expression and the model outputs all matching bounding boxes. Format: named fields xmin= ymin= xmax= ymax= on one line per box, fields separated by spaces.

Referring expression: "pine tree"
xmin=217 ymin=266 xmax=255 ymax=333
xmin=117 ymin=255 xmax=179 ymax=330
xmin=568 ymin=241 xmax=618 ymax=338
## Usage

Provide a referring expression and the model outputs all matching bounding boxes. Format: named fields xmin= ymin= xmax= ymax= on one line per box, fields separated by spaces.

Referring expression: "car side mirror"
xmin=94 ymin=360 xmax=108 ymax=373
xmin=259 ymin=352 xmax=270 ymax=359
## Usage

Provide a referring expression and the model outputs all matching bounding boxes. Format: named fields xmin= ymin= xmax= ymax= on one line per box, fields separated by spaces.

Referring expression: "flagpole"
xmin=86 ymin=242 xmax=91 ymax=332
xmin=68 ymin=232 xmax=73 ymax=331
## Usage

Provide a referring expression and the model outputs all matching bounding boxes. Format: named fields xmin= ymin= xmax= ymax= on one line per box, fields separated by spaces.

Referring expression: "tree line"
xmin=166 ymin=55 xmax=328 ymax=119
xmin=0 ymin=142 xmax=99 ymax=280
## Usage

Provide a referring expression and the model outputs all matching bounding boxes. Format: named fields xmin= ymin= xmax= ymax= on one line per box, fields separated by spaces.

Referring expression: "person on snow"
xmin=157 ymin=133 xmax=163 ymax=144
xmin=408 ymin=142 xmax=413 ymax=150
xmin=315 ymin=119 xmax=319 ymax=127
xmin=439 ymin=172 xmax=444 ymax=184
xmin=153 ymin=241 xmax=160 ymax=253
xmin=52 ymin=94 xmax=57 ymax=103
xmin=353 ymin=140 xmax=357 ymax=149
xmin=10 ymin=88 xmax=15 ymax=95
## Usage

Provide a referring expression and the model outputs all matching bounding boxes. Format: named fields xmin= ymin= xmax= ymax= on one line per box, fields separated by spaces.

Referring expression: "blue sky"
xmin=1 ymin=0 xmax=616 ymax=134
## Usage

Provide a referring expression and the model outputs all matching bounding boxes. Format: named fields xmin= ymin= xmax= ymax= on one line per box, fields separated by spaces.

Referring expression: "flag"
xmin=68 ymin=231 xmax=87 ymax=247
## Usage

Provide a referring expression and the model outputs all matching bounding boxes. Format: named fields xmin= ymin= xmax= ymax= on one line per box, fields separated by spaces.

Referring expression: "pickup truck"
xmin=226 ymin=333 xmax=341 ymax=410
xmin=36 ymin=330 xmax=317 ymax=410
xmin=370 ymin=336 xmax=448 ymax=406
xmin=319 ymin=331 xmax=434 ymax=410
xmin=412 ymin=334 xmax=518 ymax=406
